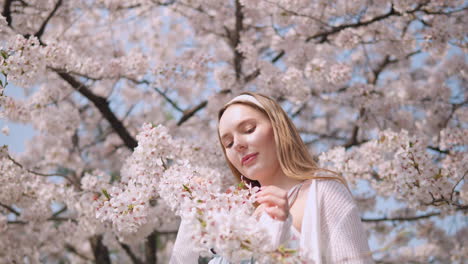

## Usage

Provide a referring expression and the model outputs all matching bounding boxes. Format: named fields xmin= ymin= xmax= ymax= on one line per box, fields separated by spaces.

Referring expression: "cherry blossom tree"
xmin=0 ymin=0 xmax=466 ymax=263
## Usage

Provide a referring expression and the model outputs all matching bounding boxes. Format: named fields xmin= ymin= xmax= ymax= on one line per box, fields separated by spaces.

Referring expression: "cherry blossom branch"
xmin=361 ymin=207 xmax=467 ymax=222
xmin=7 ymin=216 xmax=76 ymax=225
xmin=450 ymin=171 xmax=467 ymax=202
xmin=1 ymin=0 xmax=12 ymax=26
xmin=177 ymin=100 xmax=208 ymax=126
xmin=125 ymin=76 xmax=210 ymax=126
xmin=344 ymin=108 xmax=365 ymax=149
xmin=125 ymin=78 xmax=184 ymax=113
xmin=439 ymin=100 xmax=468 ymax=130
xmin=420 ymin=6 xmax=468 ymax=16
xmin=7 ymin=220 xmax=26 ymax=224
xmin=2 ymin=0 xmax=139 ymax=152
xmin=52 ymin=205 xmax=67 ymax=217
xmin=34 ymin=0 xmax=62 ymax=40
xmin=119 ymin=242 xmax=144 ymax=264
xmin=153 ymin=86 xmax=184 ymax=113
xmin=225 ymin=0 xmax=244 ymax=80
xmin=55 ymin=70 xmax=138 ymax=149
xmin=343 ymin=48 xmax=422 ymax=149
xmin=114 ymin=0 xmax=176 ymax=10
xmin=300 ymin=129 xmax=348 ymax=145
xmin=0 ymin=202 xmax=20 ymax=216
xmin=2 ymin=202 xmax=71 ymax=223
xmin=48 ymin=216 xmax=76 ymax=222
xmin=65 ymin=243 xmax=93 ymax=261
xmin=305 ymin=2 xmax=430 ymax=43
xmin=427 ymin=146 xmax=450 ymax=155
xmin=145 ymin=231 xmax=158 ymax=264
xmin=89 ymin=235 xmax=112 ymax=264
xmin=263 ymin=0 xmax=329 ymax=27
xmin=6 ymin=154 xmax=74 ymax=183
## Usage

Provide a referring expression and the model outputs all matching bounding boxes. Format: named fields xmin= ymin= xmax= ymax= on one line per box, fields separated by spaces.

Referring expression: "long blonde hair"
xmin=217 ymin=92 xmax=348 ymax=187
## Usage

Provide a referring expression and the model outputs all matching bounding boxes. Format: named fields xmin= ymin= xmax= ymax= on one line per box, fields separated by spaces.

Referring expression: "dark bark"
xmin=56 ymin=71 xmax=138 ymax=149
xmin=90 ymin=235 xmax=112 ymax=264
xmin=305 ymin=3 xmax=432 ymax=43
xmin=34 ymin=0 xmax=63 ymax=39
xmin=120 ymin=242 xmax=144 ymax=264
xmin=232 ymin=0 xmax=244 ymax=80
xmin=177 ymin=100 xmax=208 ymax=126
xmin=145 ymin=231 xmax=158 ymax=264
xmin=1 ymin=0 xmax=12 ymax=26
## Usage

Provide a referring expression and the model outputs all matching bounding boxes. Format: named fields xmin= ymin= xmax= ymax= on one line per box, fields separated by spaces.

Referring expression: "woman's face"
xmin=218 ymin=103 xmax=280 ymax=182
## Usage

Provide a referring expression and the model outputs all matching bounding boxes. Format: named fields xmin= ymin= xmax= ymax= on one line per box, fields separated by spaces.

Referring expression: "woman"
xmin=170 ymin=92 xmax=373 ymax=263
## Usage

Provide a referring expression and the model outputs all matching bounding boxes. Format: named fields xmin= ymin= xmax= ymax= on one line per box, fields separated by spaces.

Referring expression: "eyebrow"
xmin=220 ymin=118 xmax=256 ymax=141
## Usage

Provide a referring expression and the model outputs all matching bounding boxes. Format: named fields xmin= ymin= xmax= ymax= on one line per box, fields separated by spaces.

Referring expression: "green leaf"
xmin=197 ymin=217 xmax=207 ymax=228
xmin=0 ymin=50 xmax=8 ymax=60
xmin=182 ymin=184 xmax=192 ymax=195
xmin=102 ymin=189 xmax=111 ymax=200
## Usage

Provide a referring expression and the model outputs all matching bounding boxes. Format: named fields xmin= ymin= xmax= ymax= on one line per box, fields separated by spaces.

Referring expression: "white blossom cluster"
xmin=0 ymin=35 xmax=47 ymax=87
xmin=319 ymin=130 xmax=462 ymax=210
xmin=94 ymin=123 xmax=175 ymax=236
xmin=304 ymin=59 xmax=352 ymax=89
xmin=158 ymin=162 xmax=306 ymax=263
xmin=0 ymin=0 xmax=467 ymax=262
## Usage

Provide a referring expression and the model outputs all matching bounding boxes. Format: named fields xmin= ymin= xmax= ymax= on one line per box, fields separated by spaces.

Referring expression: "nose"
xmin=233 ymin=136 xmax=247 ymax=152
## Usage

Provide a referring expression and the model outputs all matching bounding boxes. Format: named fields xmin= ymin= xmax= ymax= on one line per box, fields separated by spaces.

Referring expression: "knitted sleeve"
xmin=169 ymin=218 xmax=200 ymax=264
xmin=318 ymin=180 xmax=374 ymax=264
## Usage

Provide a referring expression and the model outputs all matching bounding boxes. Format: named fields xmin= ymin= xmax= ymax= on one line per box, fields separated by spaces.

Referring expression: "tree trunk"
xmin=90 ymin=235 xmax=112 ymax=264
xmin=145 ymin=231 xmax=158 ymax=264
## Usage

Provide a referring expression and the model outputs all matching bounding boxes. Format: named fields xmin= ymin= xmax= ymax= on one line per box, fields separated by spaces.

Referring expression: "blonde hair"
xmin=217 ymin=92 xmax=348 ymax=188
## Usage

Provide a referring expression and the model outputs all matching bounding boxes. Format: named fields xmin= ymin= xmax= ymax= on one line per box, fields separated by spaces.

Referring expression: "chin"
xmin=244 ymin=170 xmax=266 ymax=182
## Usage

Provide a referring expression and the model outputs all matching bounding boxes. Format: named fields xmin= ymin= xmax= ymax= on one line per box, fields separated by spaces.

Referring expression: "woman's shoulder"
xmin=300 ymin=177 xmax=355 ymax=210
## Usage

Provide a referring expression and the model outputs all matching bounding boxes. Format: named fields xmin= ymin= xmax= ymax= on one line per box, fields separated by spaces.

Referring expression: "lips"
xmin=242 ymin=153 xmax=258 ymax=166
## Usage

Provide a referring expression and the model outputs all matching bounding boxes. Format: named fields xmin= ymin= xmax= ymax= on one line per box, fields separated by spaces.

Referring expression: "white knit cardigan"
xmin=170 ymin=180 xmax=374 ymax=264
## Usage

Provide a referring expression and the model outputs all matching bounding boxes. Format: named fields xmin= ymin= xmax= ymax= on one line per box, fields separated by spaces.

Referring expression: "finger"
xmin=264 ymin=206 xmax=289 ymax=221
xmin=252 ymin=204 xmax=265 ymax=220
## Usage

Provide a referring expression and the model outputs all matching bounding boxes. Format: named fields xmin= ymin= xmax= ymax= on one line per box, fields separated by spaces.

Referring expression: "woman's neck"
xmin=259 ymin=170 xmax=303 ymax=191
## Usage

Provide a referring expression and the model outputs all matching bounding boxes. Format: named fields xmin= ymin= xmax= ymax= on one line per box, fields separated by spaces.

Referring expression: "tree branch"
xmin=34 ymin=0 xmax=62 ymax=40
xmin=52 ymin=205 xmax=67 ymax=217
xmin=120 ymin=242 xmax=144 ymax=264
xmin=125 ymin=77 xmax=184 ymax=113
xmin=450 ymin=171 xmax=467 ymax=202
xmin=153 ymin=86 xmax=184 ymax=113
xmin=55 ymin=70 xmax=137 ymax=149
xmin=177 ymin=100 xmax=208 ymax=126
xmin=145 ymin=231 xmax=158 ymax=264
xmin=232 ymin=0 xmax=244 ymax=80
xmin=65 ymin=243 xmax=93 ymax=261
xmin=344 ymin=107 xmax=365 ymax=149
xmin=0 ymin=202 xmax=20 ymax=216
xmin=427 ymin=146 xmax=450 ymax=155
xmin=362 ymin=206 xmax=467 ymax=222
xmin=6 ymin=154 xmax=75 ymax=185
xmin=1 ymin=0 xmax=12 ymax=27
xmin=90 ymin=235 xmax=112 ymax=264
xmin=305 ymin=2 xmax=430 ymax=43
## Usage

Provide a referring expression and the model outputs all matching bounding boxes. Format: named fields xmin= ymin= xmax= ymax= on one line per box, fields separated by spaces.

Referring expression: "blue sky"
xmin=0 ymin=84 xmax=36 ymax=154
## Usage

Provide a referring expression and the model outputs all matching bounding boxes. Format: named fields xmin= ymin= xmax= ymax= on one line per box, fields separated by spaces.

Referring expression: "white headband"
xmin=226 ymin=94 xmax=264 ymax=109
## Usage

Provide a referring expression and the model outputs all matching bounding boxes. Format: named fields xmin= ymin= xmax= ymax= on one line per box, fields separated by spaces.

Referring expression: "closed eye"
xmin=246 ymin=126 xmax=256 ymax=133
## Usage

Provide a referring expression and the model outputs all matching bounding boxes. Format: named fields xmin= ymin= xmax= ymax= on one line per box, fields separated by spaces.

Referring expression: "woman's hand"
xmin=255 ymin=185 xmax=290 ymax=221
